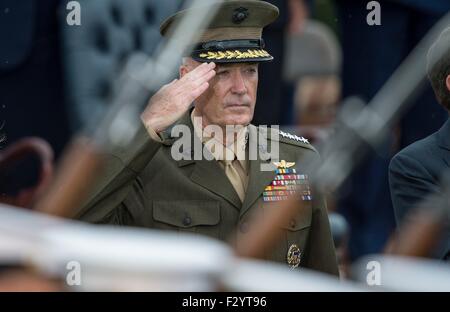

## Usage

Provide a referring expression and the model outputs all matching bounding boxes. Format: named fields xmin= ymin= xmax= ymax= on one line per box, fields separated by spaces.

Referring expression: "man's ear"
xmin=446 ymin=74 xmax=450 ymax=92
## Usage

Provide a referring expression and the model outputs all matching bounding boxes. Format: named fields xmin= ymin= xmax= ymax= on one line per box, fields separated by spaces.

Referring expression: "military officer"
xmin=77 ymin=0 xmax=338 ymax=276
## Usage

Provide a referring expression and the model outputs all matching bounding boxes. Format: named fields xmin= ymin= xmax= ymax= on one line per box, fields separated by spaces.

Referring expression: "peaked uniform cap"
xmin=160 ymin=0 xmax=279 ymax=63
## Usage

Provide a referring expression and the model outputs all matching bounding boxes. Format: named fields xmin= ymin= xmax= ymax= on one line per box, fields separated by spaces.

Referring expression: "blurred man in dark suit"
xmin=389 ymin=27 xmax=450 ymax=260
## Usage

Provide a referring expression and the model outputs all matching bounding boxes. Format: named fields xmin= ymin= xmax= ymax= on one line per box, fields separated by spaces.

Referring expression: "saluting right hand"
xmin=141 ymin=62 xmax=216 ymax=133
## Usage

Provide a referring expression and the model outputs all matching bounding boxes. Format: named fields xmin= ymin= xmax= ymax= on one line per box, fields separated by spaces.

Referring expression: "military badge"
xmin=263 ymin=160 xmax=312 ymax=202
xmin=273 ymin=160 xmax=295 ymax=169
xmin=287 ymin=244 xmax=302 ymax=269
xmin=232 ymin=7 xmax=249 ymax=24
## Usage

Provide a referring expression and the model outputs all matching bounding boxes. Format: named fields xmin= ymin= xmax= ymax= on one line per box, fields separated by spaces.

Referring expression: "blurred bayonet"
xmin=237 ymin=13 xmax=450 ymax=261
xmin=33 ymin=0 xmax=222 ymax=217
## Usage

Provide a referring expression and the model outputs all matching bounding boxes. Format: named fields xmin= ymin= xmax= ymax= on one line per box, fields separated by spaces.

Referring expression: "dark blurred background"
xmin=1 ymin=0 xmax=449 ymax=265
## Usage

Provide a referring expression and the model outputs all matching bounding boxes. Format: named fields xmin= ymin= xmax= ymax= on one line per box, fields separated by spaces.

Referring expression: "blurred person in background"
xmin=389 ymin=27 xmax=450 ymax=261
xmin=283 ymin=16 xmax=350 ymax=273
xmin=334 ymin=0 xmax=450 ymax=261
xmin=0 ymin=0 xmax=69 ymax=205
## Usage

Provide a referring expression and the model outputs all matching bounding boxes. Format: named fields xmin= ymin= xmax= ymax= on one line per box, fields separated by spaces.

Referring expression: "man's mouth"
xmin=225 ymin=103 xmax=250 ymax=108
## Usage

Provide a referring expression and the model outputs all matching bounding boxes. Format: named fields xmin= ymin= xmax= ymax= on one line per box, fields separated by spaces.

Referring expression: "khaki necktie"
xmin=222 ymin=159 xmax=246 ymax=203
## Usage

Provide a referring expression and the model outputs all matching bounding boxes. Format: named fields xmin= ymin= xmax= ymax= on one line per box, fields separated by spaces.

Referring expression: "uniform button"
xmin=290 ymin=219 xmax=296 ymax=229
xmin=240 ymin=222 xmax=249 ymax=233
xmin=183 ymin=216 xmax=192 ymax=226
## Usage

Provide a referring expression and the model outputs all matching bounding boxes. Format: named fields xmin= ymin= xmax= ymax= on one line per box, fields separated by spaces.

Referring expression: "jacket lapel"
xmin=436 ymin=118 xmax=450 ymax=167
xmin=172 ymin=111 xmax=242 ymax=209
xmin=240 ymin=125 xmax=277 ymax=217
xmin=189 ymin=158 xmax=242 ymax=209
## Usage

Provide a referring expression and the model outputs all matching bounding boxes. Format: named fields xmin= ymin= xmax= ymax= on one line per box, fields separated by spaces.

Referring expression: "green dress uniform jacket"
xmin=76 ymin=111 xmax=339 ymax=276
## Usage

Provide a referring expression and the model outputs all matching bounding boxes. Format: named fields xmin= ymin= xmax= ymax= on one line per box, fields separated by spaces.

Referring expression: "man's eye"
xmin=246 ymin=67 xmax=257 ymax=74
xmin=217 ymin=70 xmax=230 ymax=77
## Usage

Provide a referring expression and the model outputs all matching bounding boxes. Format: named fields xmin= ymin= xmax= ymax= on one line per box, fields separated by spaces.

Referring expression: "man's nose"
xmin=230 ymin=71 xmax=247 ymax=94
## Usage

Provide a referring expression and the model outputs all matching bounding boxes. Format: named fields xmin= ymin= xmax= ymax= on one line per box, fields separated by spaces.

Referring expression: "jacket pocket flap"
xmin=283 ymin=204 xmax=312 ymax=231
xmin=153 ymin=200 xmax=220 ymax=228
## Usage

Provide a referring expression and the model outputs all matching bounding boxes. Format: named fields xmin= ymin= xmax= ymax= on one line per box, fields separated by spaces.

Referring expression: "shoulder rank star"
xmin=273 ymin=160 xmax=295 ymax=169
xmin=279 ymin=130 xmax=309 ymax=144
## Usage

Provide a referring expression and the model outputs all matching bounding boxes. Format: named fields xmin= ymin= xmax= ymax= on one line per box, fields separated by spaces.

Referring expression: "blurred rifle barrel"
xmin=34 ymin=0 xmax=222 ymax=217
xmin=236 ymin=13 xmax=450 ymax=260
